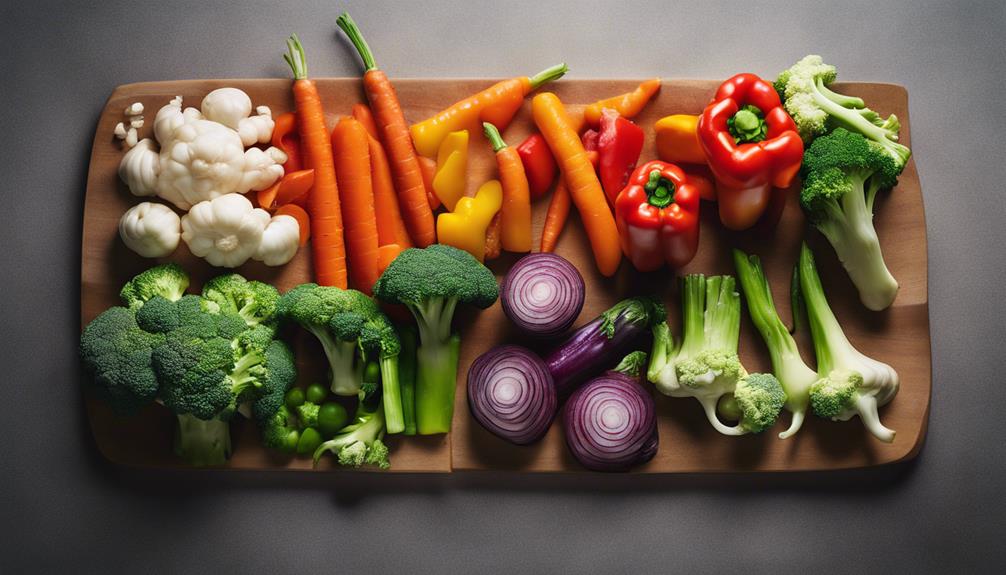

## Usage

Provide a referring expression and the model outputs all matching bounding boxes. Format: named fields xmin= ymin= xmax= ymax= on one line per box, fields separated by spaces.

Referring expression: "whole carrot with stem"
xmin=483 ymin=122 xmax=531 ymax=253
xmin=331 ymin=116 xmax=381 ymax=295
xmin=410 ymin=63 xmax=569 ymax=158
xmin=353 ymin=104 xmax=412 ymax=249
xmin=533 ymin=93 xmax=621 ymax=276
xmin=541 ymin=150 xmax=597 ymax=253
xmin=284 ymin=35 xmax=347 ymax=288
xmin=338 ymin=12 xmax=436 ymax=247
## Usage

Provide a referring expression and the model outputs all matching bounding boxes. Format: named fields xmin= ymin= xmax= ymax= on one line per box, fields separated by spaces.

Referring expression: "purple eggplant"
xmin=544 ymin=296 xmax=665 ymax=396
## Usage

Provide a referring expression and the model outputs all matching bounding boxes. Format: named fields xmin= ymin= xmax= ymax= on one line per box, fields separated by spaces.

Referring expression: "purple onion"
xmin=563 ymin=371 xmax=658 ymax=472
xmin=545 ymin=296 xmax=664 ymax=396
xmin=467 ymin=345 xmax=558 ymax=445
xmin=500 ymin=253 xmax=585 ymax=338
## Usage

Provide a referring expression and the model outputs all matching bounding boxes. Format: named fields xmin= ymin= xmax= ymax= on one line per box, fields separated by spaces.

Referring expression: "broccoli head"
xmin=201 ymin=273 xmax=280 ymax=327
xmin=718 ymin=373 xmax=788 ymax=434
xmin=260 ymin=405 xmax=301 ymax=452
xmin=775 ymin=55 xmax=911 ymax=169
xmin=79 ymin=306 xmax=164 ymax=414
xmin=119 ymin=263 xmax=189 ymax=309
xmin=800 ymin=128 xmax=901 ymax=311
xmin=313 ymin=396 xmax=389 ymax=469
xmin=372 ymin=244 xmax=498 ymax=435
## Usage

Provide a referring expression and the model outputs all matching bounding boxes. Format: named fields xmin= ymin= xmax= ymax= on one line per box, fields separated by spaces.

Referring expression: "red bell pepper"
xmin=516 ymin=133 xmax=558 ymax=201
xmin=614 ymin=160 xmax=700 ymax=271
xmin=597 ymin=109 xmax=645 ymax=206
xmin=581 ymin=128 xmax=599 ymax=152
xmin=697 ymin=73 xmax=803 ymax=230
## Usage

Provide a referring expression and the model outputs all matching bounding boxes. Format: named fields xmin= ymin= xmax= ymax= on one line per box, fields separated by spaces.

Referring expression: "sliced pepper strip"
xmin=436 ymin=179 xmax=502 ymax=262
xmin=433 ymin=130 xmax=469 ymax=211
xmin=614 ymin=160 xmax=700 ymax=271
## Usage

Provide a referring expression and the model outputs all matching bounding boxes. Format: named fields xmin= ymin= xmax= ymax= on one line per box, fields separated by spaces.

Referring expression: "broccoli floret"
xmin=313 ymin=396 xmax=390 ymax=469
xmin=134 ymin=295 xmax=181 ymax=334
xmin=260 ymin=405 xmax=301 ymax=452
xmin=372 ymin=244 xmax=498 ymax=434
xmin=79 ymin=306 xmax=164 ymax=414
xmin=296 ymin=401 xmax=320 ymax=428
xmin=201 ymin=273 xmax=280 ymax=327
xmin=775 ymin=55 xmax=911 ymax=169
xmin=733 ymin=250 xmax=820 ymax=438
xmin=279 ymin=284 xmax=405 ymax=433
xmin=718 ymin=373 xmax=788 ymax=434
xmin=119 ymin=263 xmax=189 ymax=309
xmin=800 ymin=128 xmax=901 ymax=310
xmin=249 ymin=340 xmax=298 ymax=424
xmin=647 ymin=275 xmax=785 ymax=435
xmin=798 ymin=245 xmax=900 ymax=442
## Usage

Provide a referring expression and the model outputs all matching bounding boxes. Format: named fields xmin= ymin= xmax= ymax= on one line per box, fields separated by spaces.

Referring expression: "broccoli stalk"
xmin=775 ymin=55 xmax=911 ymax=169
xmin=373 ymin=245 xmax=499 ymax=435
xmin=733 ymin=250 xmax=819 ymax=439
xmin=798 ymin=244 xmax=900 ymax=443
xmin=173 ymin=413 xmax=232 ymax=467
xmin=800 ymin=128 xmax=902 ymax=310
xmin=647 ymin=275 xmax=786 ymax=435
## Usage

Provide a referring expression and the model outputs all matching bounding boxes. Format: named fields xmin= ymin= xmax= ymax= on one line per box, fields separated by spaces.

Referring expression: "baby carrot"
xmin=351 ymin=103 xmax=380 ymax=140
xmin=284 ymin=35 xmax=347 ymax=288
xmin=541 ymin=150 xmax=597 ymax=253
xmin=410 ymin=63 xmax=568 ymax=158
xmin=331 ymin=116 xmax=380 ymax=295
xmin=338 ymin=13 xmax=436 ymax=247
xmin=582 ymin=78 xmax=662 ymax=127
xmin=483 ymin=122 xmax=531 ymax=253
xmin=532 ymin=93 xmax=621 ymax=276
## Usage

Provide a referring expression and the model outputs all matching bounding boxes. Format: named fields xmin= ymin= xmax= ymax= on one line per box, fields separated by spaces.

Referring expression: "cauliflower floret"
xmin=181 ymin=193 xmax=271 ymax=268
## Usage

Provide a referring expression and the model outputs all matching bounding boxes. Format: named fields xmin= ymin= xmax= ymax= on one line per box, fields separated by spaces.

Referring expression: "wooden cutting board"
xmin=82 ymin=78 xmax=929 ymax=473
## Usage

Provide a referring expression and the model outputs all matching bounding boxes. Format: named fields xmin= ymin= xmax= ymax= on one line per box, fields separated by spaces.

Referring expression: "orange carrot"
xmin=417 ymin=155 xmax=441 ymax=211
xmin=275 ymin=169 xmax=315 ymax=206
xmin=410 ymin=63 xmax=568 ymax=158
xmin=532 ymin=93 xmax=621 ymax=276
xmin=331 ymin=116 xmax=380 ymax=295
xmin=338 ymin=13 xmax=436 ymax=247
xmin=352 ymin=103 xmax=380 ymax=140
xmin=257 ymin=180 xmax=281 ymax=211
xmin=582 ymin=78 xmax=662 ymax=127
xmin=276 ymin=204 xmax=311 ymax=246
xmin=483 ymin=122 xmax=531 ymax=252
xmin=272 ymin=112 xmax=303 ymax=173
xmin=484 ymin=214 xmax=502 ymax=260
xmin=540 ymin=150 xmax=597 ymax=253
xmin=377 ymin=243 xmax=403 ymax=274
xmin=284 ymin=35 xmax=347 ymax=288
xmin=366 ymin=133 xmax=412 ymax=248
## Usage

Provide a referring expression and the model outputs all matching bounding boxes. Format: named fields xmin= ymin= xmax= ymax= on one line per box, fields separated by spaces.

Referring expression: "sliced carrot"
xmin=275 ymin=169 xmax=315 ymax=206
xmin=257 ymin=181 xmax=281 ymax=211
xmin=272 ymin=112 xmax=303 ymax=173
xmin=276 ymin=204 xmax=311 ymax=246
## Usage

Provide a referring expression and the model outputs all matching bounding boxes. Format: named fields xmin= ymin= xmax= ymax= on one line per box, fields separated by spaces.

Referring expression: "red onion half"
xmin=500 ymin=253 xmax=585 ymax=338
xmin=563 ymin=372 xmax=658 ymax=471
xmin=467 ymin=345 xmax=558 ymax=445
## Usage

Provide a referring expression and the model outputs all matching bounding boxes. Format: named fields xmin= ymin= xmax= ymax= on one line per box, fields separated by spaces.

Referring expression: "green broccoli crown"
xmin=775 ymin=55 xmax=839 ymax=140
xmin=79 ymin=306 xmax=164 ymax=414
xmin=260 ymin=405 xmax=300 ymax=452
xmin=296 ymin=401 xmax=320 ymax=428
xmin=250 ymin=340 xmax=298 ymax=423
xmin=202 ymin=273 xmax=280 ymax=327
xmin=281 ymin=284 xmax=374 ymax=332
xmin=799 ymin=129 xmax=900 ymax=220
xmin=809 ymin=370 xmax=863 ymax=418
xmin=677 ymin=349 xmax=743 ymax=389
xmin=373 ymin=244 xmax=499 ymax=310
xmin=236 ymin=323 xmax=279 ymax=353
xmin=359 ymin=313 xmax=401 ymax=359
xmin=734 ymin=373 xmax=787 ymax=433
xmin=119 ymin=263 xmax=190 ymax=309
xmin=133 ymin=295 xmax=181 ymax=334
xmin=152 ymin=328 xmax=237 ymax=420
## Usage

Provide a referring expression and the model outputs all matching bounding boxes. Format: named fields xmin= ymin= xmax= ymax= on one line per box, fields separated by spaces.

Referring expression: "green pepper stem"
xmin=337 ymin=12 xmax=378 ymax=72
xmin=528 ymin=63 xmax=569 ymax=90
xmin=643 ymin=169 xmax=675 ymax=208
xmin=483 ymin=122 xmax=507 ymax=152
xmin=728 ymin=104 xmax=768 ymax=144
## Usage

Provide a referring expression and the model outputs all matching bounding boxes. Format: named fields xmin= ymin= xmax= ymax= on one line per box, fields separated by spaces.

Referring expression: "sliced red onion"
xmin=500 ymin=253 xmax=584 ymax=338
xmin=467 ymin=345 xmax=557 ymax=445
xmin=563 ymin=372 xmax=658 ymax=471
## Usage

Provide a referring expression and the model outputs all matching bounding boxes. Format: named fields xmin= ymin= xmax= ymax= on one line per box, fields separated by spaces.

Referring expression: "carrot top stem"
xmin=283 ymin=34 xmax=308 ymax=80
xmin=336 ymin=12 xmax=378 ymax=71
xmin=482 ymin=122 xmax=507 ymax=152
xmin=528 ymin=63 xmax=569 ymax=90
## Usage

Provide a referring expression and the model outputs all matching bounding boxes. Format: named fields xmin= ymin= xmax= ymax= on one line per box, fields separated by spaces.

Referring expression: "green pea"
xmin=296 ymin=427 xmax=323 ymax=456
xmin=318 ymin=402 xmax=350 ymax=437
xmin=284 ymin=387 xmax=305 ymax=408
xmin=305 ymin=383 xmax=328 ymax=404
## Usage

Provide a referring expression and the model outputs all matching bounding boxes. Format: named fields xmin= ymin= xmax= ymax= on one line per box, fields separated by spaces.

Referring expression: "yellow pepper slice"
xmin=432 ymin=130 xmax=469 ymax=211
xmin=654 ymin=114 xmax=707 ymax=165
xmin=436 ymin=179 xmax=503 ymax=262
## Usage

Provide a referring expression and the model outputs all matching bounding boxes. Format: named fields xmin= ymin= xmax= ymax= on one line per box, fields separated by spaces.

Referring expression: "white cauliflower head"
xmin=181 ymin=193 xmax=270 ymax=268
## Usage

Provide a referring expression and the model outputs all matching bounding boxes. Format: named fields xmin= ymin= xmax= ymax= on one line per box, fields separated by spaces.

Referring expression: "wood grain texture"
xmin=82 ymin=78 xmax=928 ymax=473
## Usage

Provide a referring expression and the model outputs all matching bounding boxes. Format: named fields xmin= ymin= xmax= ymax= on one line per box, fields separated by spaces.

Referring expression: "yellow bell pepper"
xmin=654 ymin=114 xmax=707 ymax=164
xmin=436 ymin=179 xmax=502 ymax=262
xmin=432 ymin=130 xmax=469 ymax=211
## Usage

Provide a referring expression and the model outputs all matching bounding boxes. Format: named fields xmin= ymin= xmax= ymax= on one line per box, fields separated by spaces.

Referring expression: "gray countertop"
xmin=3 ymin=0 xmax=1004 ymax=572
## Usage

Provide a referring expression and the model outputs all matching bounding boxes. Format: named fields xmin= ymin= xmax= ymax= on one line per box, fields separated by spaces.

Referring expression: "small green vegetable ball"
xmin=318 ymin=402 xmax=350 ymax=438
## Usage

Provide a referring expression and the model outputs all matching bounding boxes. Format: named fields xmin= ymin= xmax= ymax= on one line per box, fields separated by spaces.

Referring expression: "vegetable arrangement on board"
xmin=86 ymin=10 xmax=915 ymax=472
